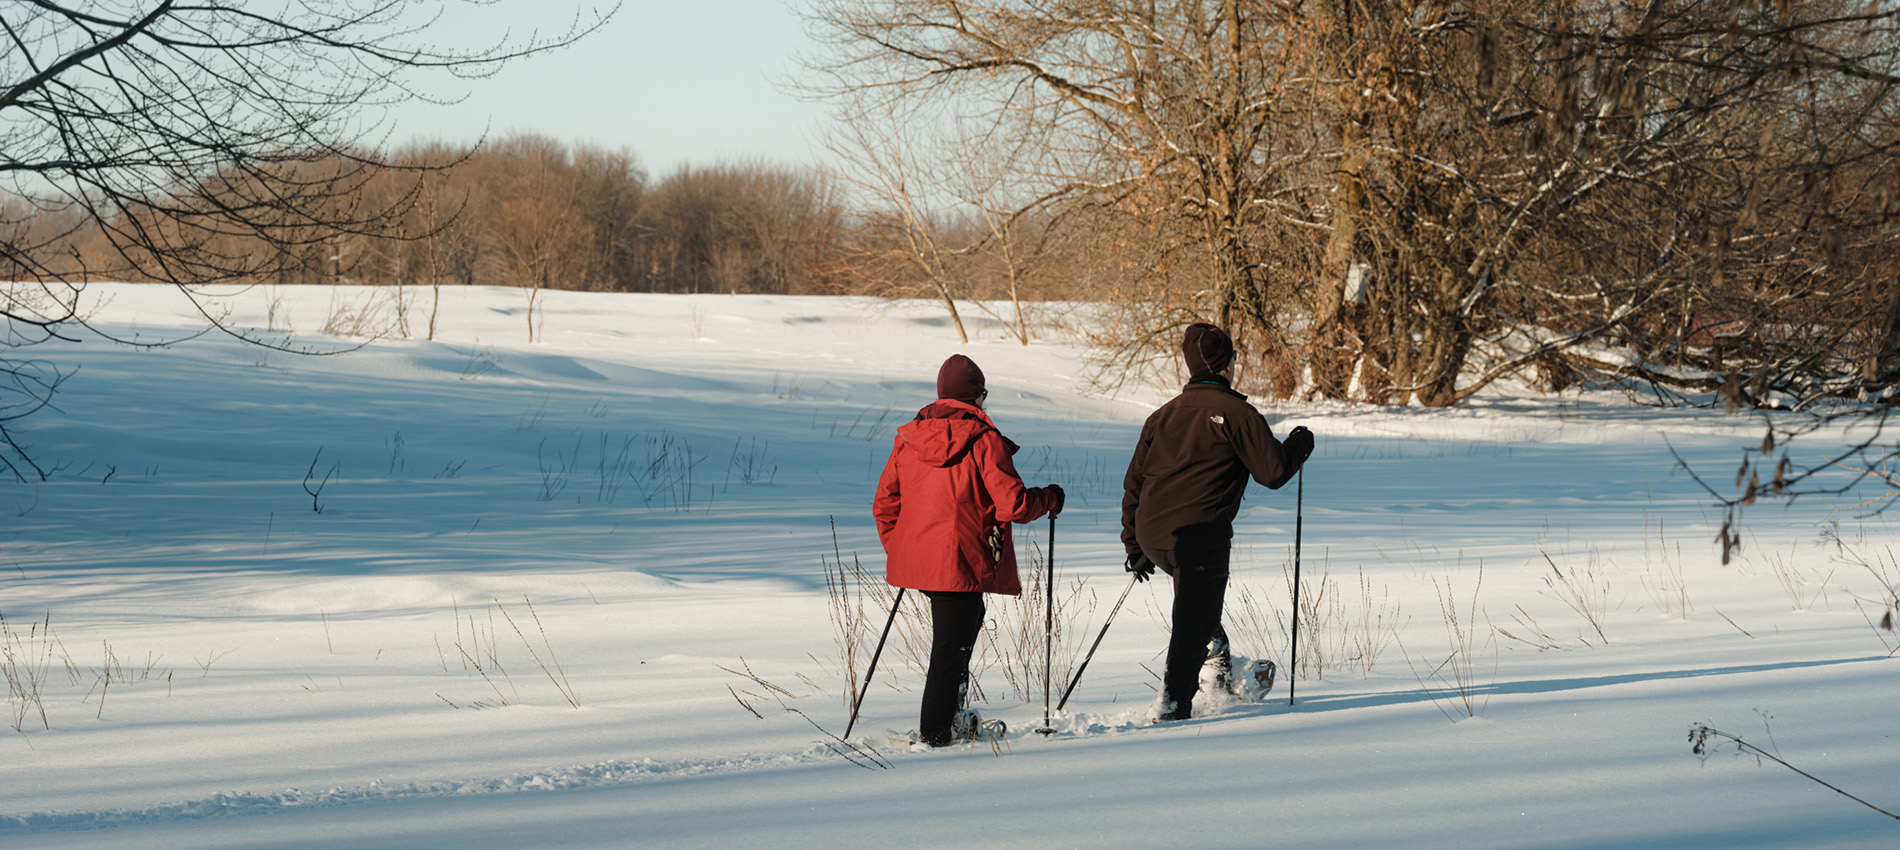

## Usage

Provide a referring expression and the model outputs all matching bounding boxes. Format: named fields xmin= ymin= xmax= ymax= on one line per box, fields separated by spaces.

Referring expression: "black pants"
xmin=1144 ymin=547 xmax=1229 ymax=721
xmin=919 ymin=590 xmax=985 ymax=746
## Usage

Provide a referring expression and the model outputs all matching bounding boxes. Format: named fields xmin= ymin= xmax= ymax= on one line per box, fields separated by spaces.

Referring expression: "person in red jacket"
xmin=874 ymin=354 xmax=1063 ymax=746
xmin=1122 ymin=323 xmax=1312 ymax=721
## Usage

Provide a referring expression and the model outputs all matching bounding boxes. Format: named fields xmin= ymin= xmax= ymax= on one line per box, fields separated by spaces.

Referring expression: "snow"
xmin=2 ymin=283 xmax=1897 ymax=848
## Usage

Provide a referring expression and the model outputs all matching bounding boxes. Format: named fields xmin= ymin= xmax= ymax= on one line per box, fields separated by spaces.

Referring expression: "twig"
xmin=496 ymin=597 xmax=579 ymax=708
xmin=1712 ymin=608 xmax=1755 ymax=638
xmin=719 ymin=658 xmax=798 ymax=699
xmin=453 ymin=639 xmax=513 ymax=706
xmin=303 ymin=448 xmax=338 ymax=513
xmin=1690 ymin=724 xmax=1899 ymax=820
xmin=786 ymin=707 xmax=891 ymax=770
xmin=728 ymin=685 xmax=764 ymax=719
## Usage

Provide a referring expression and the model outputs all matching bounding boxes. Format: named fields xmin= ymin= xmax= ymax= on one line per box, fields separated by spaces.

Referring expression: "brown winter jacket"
xmin=1121 ymin=378 xmax=1300 ymax=557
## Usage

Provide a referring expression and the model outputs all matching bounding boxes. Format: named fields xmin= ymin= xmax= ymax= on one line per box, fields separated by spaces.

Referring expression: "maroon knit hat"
xmin=937 ymin=354 xmax=986 ymax=403
xmin=1182 ymin=323 xmax=1235 ymax=375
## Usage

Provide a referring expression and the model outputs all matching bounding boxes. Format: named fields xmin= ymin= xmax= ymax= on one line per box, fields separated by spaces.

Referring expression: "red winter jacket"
xmin=873 ymin=400 xmax=1058 ymax=596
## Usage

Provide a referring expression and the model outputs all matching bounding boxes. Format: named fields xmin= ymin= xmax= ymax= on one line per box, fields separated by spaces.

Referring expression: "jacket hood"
xmin=895 ymin=400 xmax=1017 ymax=467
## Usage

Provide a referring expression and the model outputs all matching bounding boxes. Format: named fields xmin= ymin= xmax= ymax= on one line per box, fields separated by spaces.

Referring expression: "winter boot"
xmin=1202 ymin=625 xmax=1233 ymax=693
xmin=951 ymin=707 xmax=980 ymax=741
xmin=1153 ymin=693 xmax=1188 ymax=723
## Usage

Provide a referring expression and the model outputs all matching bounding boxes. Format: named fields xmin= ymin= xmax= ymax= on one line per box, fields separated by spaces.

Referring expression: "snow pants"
xmin=919 ymin=589 xmax=985 ymax=746
xmin=1145 ymin=547 xmax=1230 ymax=721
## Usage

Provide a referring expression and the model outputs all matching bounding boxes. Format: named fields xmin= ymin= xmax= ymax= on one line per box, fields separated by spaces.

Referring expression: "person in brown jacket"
xmin=1121 ymin=322 xmax=1312 ymax=721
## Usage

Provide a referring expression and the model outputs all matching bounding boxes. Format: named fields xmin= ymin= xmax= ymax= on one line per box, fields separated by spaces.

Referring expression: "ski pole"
xmin=844 ymin=586 xmax=906 ymax=740
xmin=1289 ymin=467 xmax=1303 ymax=707
xmin=1036 ymin=514 xmax=1056 ymax=735
xmin=1055 ymin=571 xmax=1138 ymax=711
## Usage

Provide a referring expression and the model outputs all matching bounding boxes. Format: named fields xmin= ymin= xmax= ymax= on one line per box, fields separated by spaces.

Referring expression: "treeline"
xmin=265 ymin=134 xmax=846 ymax=296
xmin=2 ymin=131 xmax=1091 ymax=313
xmin=0 ymin=134 xmax=838 ymax=295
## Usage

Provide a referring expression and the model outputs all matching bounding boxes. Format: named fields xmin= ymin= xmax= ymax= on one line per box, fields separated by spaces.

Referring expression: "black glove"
xmin=1126 ymin=551 xmax=1156 ymax=583
xmin=1284 ymin=425 xmax=1314 ymax=466
xmin=1046 ymin=484 xmax=1065 ymax=517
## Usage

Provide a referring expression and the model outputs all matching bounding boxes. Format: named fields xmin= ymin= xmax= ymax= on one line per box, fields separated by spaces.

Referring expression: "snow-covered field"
xmin=2 ymin=284 xmax=1896 ymax=848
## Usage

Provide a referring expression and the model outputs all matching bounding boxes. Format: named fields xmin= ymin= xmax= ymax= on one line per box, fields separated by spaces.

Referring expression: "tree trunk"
xmin=1863 ymin=273 xmax=1900 ymax=385
xmin=933 ymin=280 xmax=969 ymax=344
xmin=1310 ymin=0 xmax=1366 ymax=400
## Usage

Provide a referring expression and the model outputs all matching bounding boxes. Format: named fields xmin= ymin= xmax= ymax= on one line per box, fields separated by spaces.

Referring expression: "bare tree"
xmin=639 ymin=161 xmax=840 ymax=295
xmin=484 ymin=135 xmax=588 ymax=342
xmin=820 ymin=95 xmax=975 ymax=342
xmin=803 ymin=0 xmax=1325 ymax=366
xmin=801 ymin=0 xmax=1900 ymax=406
xmin=968 ymin=202 xmax=1035 ymax=346
xmin=0 ymin=0 xmax=615 ymax=479
xmin=945 ymin=116 xmax=1078 ymax=346
xmin=568 ymin=145 xmax=647 ymax=293
xmin=1307 ymin=1 xmax=1900 ymax=407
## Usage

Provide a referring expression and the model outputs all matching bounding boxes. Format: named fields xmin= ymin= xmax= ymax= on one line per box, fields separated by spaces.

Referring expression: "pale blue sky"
xmin=389 ymin=0 xmax=829 ymax=175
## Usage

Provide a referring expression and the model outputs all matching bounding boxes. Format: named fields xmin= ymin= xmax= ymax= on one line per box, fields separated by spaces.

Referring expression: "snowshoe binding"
xmin=952 ymin=708 xmax=1007 ymax=743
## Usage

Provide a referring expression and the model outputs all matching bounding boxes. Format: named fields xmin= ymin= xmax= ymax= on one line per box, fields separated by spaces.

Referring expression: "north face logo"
xmin=1209 ymin=415 xmax=1225 ymax=425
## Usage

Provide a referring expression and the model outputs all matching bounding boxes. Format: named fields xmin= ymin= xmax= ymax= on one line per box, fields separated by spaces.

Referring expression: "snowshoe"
xmin=1251 ymin=659 xmax=1276 ymax=695
xmin=946 ymin=709 xmax=1007 ymax=744
xmin=1202 ymin=657 xmax=1276 ymax=702
xmin=953 ymin=709 xmax=1008 ymax=741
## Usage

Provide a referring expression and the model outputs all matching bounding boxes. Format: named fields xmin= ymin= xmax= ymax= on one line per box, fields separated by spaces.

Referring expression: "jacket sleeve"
xmin=1120 ymin=419 xmax=1153 ymax=556
xmin=1234 ymin=406 xmax=1296 ymax=490
xmin=872 ymin=438 xmax=903 ymax=547
xmin=974 ymin=432 xmax=1054 ymax=524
